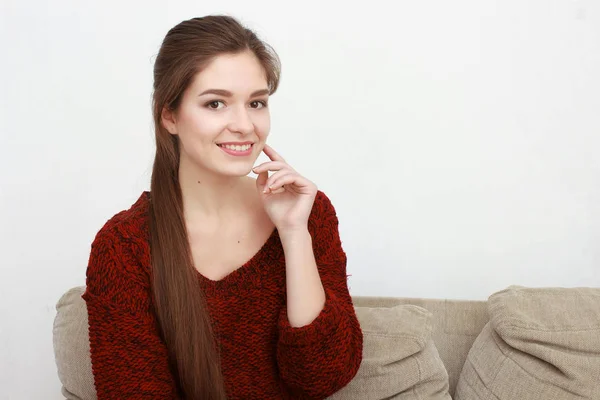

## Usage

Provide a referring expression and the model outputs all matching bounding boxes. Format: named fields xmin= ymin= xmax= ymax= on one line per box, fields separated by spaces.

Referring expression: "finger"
xmin=263 ymin=144 xmax=286 ymax=163
xmin=262 ymin=171 xmax=293 ymax=194
xmin=268 ymin=173 xmax=306 ymax=192
xmin=266 ymin=170 xmax=295 ymax=189
xmin=256 ymin=170 xmax=268 ymax=191
xmin=270 ymin=186 xmax=286 ymax=194
xmin=252 ymin=161 xmax=289 ymax=174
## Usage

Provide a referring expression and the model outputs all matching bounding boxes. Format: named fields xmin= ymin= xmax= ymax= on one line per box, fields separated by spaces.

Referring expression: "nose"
xmin=227 ymin=106 xmax=254 ymax=136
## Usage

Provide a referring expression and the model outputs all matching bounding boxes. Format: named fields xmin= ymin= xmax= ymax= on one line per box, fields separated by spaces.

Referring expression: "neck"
xmin=178 ymin=157 xmax=252 ymax=221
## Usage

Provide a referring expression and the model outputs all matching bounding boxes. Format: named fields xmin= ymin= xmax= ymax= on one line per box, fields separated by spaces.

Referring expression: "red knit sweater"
xmin=82 ymin=190 xmax=363 ymax=399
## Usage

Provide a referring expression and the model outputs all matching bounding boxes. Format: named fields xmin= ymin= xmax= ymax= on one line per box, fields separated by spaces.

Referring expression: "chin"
xmin=218 ymin=165 xmax=254 ymax=178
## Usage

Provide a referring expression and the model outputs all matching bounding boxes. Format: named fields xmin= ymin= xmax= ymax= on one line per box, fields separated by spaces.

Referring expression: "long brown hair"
xmin=148 ymin=15 xmax=280 ymax=399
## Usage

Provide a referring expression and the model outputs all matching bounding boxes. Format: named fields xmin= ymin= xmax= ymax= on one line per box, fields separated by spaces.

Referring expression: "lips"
xmin=217 ymin=143 xmax=253 ymax=152
xmin=217 ymin=142 xmax=254 ymax=157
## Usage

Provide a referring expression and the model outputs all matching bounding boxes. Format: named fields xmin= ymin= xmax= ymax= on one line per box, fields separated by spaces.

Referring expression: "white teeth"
xmin=221 ymin=144 xmax=251 ymax=151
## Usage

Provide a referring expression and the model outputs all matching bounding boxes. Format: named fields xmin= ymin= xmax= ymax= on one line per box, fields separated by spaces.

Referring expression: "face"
xmin=161 ymin=51 xmax=271 ymax=178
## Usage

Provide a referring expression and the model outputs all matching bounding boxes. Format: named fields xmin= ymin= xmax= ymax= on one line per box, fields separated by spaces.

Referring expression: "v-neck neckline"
xmin=142 ymin=191 xmax=282 ymax=293
xmin=196 ymin=227 xmax=280 ymax=291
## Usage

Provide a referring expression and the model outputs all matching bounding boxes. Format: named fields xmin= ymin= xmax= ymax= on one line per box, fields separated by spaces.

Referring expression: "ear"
xmin=161 ymin=106 xmax=178 ymax=135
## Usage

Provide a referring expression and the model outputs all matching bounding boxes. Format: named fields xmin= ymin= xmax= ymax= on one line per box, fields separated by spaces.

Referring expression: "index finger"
xmin=263 ymin=144 xmax=286 ymax=162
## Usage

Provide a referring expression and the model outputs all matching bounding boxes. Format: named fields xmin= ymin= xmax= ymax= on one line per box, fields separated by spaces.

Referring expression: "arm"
xmin=82 ymin=232 xmax=180 ymax=399
xmin=279 ymin=228 xmax=325 ymax=328
xmin=276 ymin=191 xmax=363 ymax=399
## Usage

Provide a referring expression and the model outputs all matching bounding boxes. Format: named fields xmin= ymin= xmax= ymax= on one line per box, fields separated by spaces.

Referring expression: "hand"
xmin=253 ymin=144 xmax=318 ymax=234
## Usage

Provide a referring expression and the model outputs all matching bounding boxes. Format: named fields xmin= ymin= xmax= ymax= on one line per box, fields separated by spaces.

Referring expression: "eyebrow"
xmin=198 ymin=88 xmax=270 ymax=97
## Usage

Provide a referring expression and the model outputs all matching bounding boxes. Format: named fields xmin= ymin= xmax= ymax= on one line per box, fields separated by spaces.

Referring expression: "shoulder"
xmin=88 ymin=192 xmax=151 ymax=272
xmin=308 ymin=190 xmax=340 ymax=234
xmin=84 ymin=192 xmax=153 ymax=301
xmin=93 ymin=192 xmax=150 ymax=244
xmin=307 ymin=191 xmax=346 ymax=262
xmin=311 ymin=190 xmax=338 ymax=218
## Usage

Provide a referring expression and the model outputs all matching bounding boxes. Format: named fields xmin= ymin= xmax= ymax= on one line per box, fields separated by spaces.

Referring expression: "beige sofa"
xmin=53 ymin=286 xmax=600 ymax=399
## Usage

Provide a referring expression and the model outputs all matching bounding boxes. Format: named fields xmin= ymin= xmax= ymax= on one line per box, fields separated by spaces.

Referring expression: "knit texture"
xmin=82 ymin=190 xmax=363 ymax=399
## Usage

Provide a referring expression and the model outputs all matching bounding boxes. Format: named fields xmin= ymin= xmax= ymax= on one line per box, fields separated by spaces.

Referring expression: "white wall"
xmin=1 ymin=0 xmax=598 ymax=398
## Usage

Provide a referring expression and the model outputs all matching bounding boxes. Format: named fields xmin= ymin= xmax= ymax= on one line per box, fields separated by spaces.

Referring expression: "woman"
xmin=82 ymin=15 xmax=363 ymax=399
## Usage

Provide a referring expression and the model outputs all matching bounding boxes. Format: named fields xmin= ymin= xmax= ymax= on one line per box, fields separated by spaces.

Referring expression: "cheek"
xmin=255 ymin=113 xmax=271 ymax=139
xmin=183 ymin=111 xmax=223 ymax=142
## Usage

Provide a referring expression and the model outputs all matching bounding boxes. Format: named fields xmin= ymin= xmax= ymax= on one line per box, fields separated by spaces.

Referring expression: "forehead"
xmin=192 ymin=51 xmax=268 ymax=93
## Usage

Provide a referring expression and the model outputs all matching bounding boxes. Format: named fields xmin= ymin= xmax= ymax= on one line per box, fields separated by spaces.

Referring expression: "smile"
xmin=218 ymin=143 xmax=252 ymax=151
xmin=217 ymin=143 xmax=254 ymax=156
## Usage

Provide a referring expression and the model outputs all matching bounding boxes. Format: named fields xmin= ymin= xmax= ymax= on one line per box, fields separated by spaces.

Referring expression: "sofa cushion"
xmin=54 ymin=287 xmax=452 ymax=400
xmin=455 ymin=286 xmax=600 ymax=400
xmin=53 ymin=286 xmax=96 ymax=400
xmin=327 ymin=304 xmax=451 ymax=400
xmin=352 ymin=296 xmax=489 ymax=396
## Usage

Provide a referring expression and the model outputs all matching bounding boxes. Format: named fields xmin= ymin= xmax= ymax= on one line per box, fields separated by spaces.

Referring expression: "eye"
xmin=205 ymin=100 xmax=225 ymax=110
xmin=250 ymin=100 xmax=268 ymax=109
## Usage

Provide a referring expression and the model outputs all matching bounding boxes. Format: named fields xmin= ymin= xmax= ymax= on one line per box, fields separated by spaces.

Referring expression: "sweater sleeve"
xmin=276 ymin=191 xmax=363 ymax=399
xmin=81 ymin=231 xmax=181 ymax=399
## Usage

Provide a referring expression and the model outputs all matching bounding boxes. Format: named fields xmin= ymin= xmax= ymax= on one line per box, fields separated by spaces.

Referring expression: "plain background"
xmin=1 ymin=0 xmax=599 ymax=398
